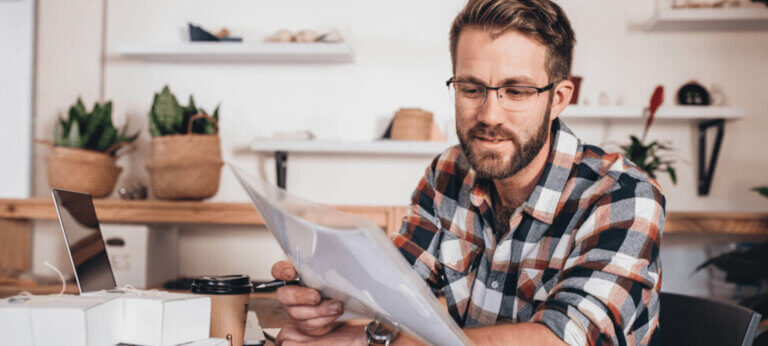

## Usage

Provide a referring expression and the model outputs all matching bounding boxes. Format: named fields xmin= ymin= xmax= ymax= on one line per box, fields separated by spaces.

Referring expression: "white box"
xmin=120 ymin=291 xmax=211 ymax=346
xmin=0 ymin=294 xmax=123 ymax=346
xmin=0 ymin=291 xmax=211 ymax=346
xmin=101 ymin=223 xmax=179 ymax=289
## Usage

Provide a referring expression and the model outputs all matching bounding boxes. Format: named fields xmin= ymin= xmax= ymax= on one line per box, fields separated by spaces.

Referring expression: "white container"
xmin=101 ymin=224 xmax=179 ymax=289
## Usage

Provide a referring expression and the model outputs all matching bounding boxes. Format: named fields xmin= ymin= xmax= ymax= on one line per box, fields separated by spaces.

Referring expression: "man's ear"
xmin=550 ymin=79 xmax=574 ymax=120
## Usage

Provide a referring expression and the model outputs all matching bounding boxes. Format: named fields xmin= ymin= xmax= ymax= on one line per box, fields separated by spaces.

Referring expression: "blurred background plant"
xmin=619 ymin=85 xmax=677 ymax=184
xmin=54 ymin=98 xmax=139 ymax=154
xmin=149 ymin=85 xmax=219 ymax=137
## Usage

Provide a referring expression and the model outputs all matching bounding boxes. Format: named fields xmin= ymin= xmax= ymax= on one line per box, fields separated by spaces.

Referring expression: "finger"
xmin=278 ymin=322 xmax=315 ymax=344
xmin=287 ymin=299 xmax=343 ymax=320
xmin=296 ymin=317 xmax=343 ymax=335
xmin=277 ymin=285 xmax=321 ymax=306
xmin=271 ymin=261 xmax=298 ymax=281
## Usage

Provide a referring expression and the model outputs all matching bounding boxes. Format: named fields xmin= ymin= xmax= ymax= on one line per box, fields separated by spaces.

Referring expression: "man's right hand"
xmin=271 ymin=261 xmax=345 ymax=336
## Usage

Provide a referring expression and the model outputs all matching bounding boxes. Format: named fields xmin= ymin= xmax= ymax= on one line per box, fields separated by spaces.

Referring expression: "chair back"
xmin=661 ymin=292 xmax=762 ymax=346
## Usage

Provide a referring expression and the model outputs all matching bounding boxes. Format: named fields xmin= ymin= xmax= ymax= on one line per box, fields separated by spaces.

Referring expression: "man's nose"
xmin=476 ymin=89 xmax=505 ymax=127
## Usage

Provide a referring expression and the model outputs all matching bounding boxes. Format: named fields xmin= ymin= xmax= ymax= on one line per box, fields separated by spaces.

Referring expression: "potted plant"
xmin=44 ymin=98 xmax=139 ymax=197
xmin=619 ymin=86 xmax=677 ymax=184
xmin=146 ymin=86 xmax=222 ymax=200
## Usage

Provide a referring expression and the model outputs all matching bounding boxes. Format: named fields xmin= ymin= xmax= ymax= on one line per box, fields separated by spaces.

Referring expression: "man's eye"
xmin=504 ymin=87 xmax=534 ymax=99
xmin=459 ymin=85 xmax=482 ymax=95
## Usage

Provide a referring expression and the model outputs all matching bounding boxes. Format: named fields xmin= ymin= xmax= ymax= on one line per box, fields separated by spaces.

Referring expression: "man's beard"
xmin=458 ymin=99 xmax=552 ymax=180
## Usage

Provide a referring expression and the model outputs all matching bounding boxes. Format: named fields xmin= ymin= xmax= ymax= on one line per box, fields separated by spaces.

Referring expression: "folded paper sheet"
xmin=0 ymin=290 xmax=211 ymax=346
xmin=230 ymin=164 xmax=470 ymax=345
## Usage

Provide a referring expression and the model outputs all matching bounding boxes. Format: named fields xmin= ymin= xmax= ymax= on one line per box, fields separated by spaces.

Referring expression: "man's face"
xmin=454 ymin=28 xmax=554 ymax=179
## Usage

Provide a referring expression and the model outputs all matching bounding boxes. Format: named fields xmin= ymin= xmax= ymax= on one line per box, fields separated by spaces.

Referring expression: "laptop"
xmin=52 ymin=188 xmax=118 ymax=295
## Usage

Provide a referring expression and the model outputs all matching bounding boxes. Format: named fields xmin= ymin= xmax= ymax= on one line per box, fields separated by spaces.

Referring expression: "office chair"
xmin=660 ymin=292 xmax=762 ymax=346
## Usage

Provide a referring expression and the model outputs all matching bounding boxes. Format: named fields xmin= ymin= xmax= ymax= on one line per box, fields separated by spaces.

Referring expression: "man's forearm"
xmin=463 ymin=322 xmax=567 ymax=346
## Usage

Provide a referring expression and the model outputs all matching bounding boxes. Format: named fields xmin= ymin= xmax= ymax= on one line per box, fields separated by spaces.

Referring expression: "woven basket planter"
xmin=391 ymin=108 xmax=434 ymax=141
xmin=146 ymin=114 xmax=223 ymax=200
xmin=45 ymin=146 xmax=122 ymax=198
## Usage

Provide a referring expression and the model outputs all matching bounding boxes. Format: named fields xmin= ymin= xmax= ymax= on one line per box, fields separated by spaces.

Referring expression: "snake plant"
xmin=54 ymin=98 xmax=139 ymax=155
xmin=149 ymin=85 xmax=219 ymax=137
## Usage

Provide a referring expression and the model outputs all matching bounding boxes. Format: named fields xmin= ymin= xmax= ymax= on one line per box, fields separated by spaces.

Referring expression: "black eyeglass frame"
xmin=445 ymin=78 xmax=556 ymax=95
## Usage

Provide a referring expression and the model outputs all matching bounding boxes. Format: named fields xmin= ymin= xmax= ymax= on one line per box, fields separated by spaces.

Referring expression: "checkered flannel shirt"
xmin=392 ymin=118 xmax=665 ymax=345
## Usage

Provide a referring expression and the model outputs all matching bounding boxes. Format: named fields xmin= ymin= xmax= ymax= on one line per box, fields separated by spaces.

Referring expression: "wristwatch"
xmin=365 ymin=318 xmax=400 ymax=346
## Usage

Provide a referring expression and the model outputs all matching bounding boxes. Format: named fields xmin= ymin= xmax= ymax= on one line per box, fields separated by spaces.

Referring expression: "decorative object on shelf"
xmin=677 ymin=80 xmax=711 ymax=105
xmin=146 ymin=86 xmax=223 ymax=200
xmin=118 ymin=181 xmax=148 ymax=200
xmin=673 ymin=0 xmax=730 ymax=8
xmin=188 ymin=23 xmax=242 ymax=42
xmin=264 ymin=28 xmax=344 ymax=43
xmin=42 ymin=98 xmax=139 ymax=198
xmin=569 ymin=75 xmax=582 ymax=105
xmin=382 ymin=108 xmax=444 ymax=142
xmin=619 ymin=86 xmax=678 ymax=184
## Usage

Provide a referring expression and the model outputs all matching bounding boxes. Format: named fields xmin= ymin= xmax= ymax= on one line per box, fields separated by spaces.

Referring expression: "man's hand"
xmin=271 ymin=261 xmax=345 ymax=338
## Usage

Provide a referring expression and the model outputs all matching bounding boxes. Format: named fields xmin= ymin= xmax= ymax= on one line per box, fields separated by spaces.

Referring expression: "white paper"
xmin=230 ymin=164 xmax=470 ymax=345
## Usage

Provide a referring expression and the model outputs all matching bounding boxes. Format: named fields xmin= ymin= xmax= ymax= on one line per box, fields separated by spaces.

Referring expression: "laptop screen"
xmin=52 ymin=189 xmax=116 ymax=294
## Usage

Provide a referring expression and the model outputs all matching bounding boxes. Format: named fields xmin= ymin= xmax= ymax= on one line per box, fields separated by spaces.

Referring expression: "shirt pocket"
xmin=438 ymin=232 xmax=482 ymax=275
xmin=516 ymin=267 xmax=562 ymax=303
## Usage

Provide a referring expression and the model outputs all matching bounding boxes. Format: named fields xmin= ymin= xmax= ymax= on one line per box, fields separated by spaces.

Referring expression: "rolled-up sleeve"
xmin=390 ymin=161 xmax=446 ymax=290
xmin=531 ymin=180 xmax=665 ymax=345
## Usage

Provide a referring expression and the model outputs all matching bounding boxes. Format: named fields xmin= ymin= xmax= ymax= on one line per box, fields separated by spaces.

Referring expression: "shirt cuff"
xmin=532 ymin=307 xmax=589 ymax=346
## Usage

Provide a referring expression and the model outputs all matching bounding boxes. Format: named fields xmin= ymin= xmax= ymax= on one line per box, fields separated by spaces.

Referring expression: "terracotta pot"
xmin=45 ymin=146 xmax=122 ymax=198
xmin=146 ymin=134 xmax=223 ymax=200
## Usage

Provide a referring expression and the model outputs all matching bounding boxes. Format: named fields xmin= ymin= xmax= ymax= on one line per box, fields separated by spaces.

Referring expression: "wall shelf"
xmin=1 ymin=198 xmax=765 ymax=236
xmin=645 ymin=7 xmax=768 ymax=31
xmin=560 ymin=105 xmax=744 ymax=120
xmin=115 ymin=42 xmax=354 ymax=63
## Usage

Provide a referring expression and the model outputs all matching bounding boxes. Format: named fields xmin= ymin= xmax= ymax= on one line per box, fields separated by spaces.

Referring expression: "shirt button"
xmin=491 ymin=281 xmax=499 ymax=289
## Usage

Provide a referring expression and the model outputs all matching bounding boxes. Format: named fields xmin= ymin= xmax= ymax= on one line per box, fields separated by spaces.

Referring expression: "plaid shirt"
xmin=392 ymin=118 xmax=665 ymax=345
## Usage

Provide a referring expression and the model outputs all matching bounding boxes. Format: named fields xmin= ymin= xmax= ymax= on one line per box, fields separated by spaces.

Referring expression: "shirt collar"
xmin=469 ymin=118 xmax=580 ymax=224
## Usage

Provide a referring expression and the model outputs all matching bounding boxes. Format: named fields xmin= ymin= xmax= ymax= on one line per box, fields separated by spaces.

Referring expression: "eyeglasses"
xmin=446 ymin=78 xmax=555 ymax=113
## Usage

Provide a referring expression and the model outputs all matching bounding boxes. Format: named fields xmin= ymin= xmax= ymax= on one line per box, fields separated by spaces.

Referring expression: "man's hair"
xmin=449 ymin=0 xmax=576 ymax=82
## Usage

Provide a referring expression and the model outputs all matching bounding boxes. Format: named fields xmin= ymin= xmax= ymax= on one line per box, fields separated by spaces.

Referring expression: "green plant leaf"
xmin=152 ymin=86 xmax=183 ymax=134
xmin=753 ymin=186 xmax=768 ymax=199
xmin=95 ymin=126 xmax=117 ymax=152
xmin=666 ymin=165 xmax=677 ymax=185
xmin=67 ymin=121 xmax=82 ymax=148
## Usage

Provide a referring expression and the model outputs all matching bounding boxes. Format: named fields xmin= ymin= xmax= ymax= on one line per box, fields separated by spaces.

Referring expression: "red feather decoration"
xmin=643 ymin=85 xmax=664 ymax=141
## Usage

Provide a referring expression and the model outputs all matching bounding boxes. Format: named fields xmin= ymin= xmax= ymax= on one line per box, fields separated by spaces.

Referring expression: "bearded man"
xmin=271 ymin=0 xmax=664 ymax=344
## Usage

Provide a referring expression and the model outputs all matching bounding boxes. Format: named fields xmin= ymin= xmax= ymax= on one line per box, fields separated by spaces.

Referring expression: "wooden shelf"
xmin=1 ymin=198 xmax=767 ymax=236
xmin=116 ymin=42 xmax=354 ymax=63
xmin=0 ymin=198 xmax=403 ymax=234
xmin=250 ymin=139 xmax=453 ymax=156
xmin=645 ymin=7 xmax=768 ymax=31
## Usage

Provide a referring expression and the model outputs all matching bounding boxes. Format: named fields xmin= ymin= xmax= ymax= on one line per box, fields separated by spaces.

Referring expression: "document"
xmin=230 ymin=164 xmax=470 ymax=345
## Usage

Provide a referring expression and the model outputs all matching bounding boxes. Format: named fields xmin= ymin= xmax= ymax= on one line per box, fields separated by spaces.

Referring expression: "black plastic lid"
xmin=190 ymin=275 xmax=252 ymax=295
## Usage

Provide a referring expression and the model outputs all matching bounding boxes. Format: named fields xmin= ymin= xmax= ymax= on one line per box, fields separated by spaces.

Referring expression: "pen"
xmin=253 ymin=279 xmax=300 ymax=290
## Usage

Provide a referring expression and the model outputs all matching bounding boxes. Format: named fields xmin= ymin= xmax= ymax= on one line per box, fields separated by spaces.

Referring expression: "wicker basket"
xmin=45 ymin=146 xmax=122 ymax=198
xmin=146 ymin=113 xmax=223 ymax=200
xmin=391 ymin=108 xmax=434 ymax=141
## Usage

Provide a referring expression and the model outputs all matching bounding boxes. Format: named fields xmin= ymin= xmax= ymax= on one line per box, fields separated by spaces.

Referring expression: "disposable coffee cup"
xmin=191 ymin=275 xmax=253 ymax=346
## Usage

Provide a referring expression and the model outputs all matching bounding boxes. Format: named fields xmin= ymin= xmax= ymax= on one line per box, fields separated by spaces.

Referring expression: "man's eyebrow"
xmin=454 ymin=75 xmax=539 ymax=86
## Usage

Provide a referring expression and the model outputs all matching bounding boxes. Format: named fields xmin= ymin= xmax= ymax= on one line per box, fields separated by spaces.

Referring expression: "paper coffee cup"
xmin=191 ymin=275 xmax=253 ymax=346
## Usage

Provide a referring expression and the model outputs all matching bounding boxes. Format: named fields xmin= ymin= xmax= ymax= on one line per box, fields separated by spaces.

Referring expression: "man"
xmin=272 ymin=0 xmax=664 ymax=344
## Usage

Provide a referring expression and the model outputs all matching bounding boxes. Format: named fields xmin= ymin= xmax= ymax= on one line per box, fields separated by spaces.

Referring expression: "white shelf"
xmin=116 ymin=42 xmax=354 ymax=63
xmin=250 ymin=139 xmax=453 ymax=156
xmin=561 ymin=105 xmax=744 ymax=120
xmin=249 ymin=106 xmax=742 ymax=156
xmin=645 ymin=7 xmax=768 ymax=31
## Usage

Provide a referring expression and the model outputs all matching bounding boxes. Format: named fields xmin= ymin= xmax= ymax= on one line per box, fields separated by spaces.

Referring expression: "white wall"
xmin=0 ymin=0 xmax=34 ymax=198
xmin=31 ymin=0 xmax=768 ymax=294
